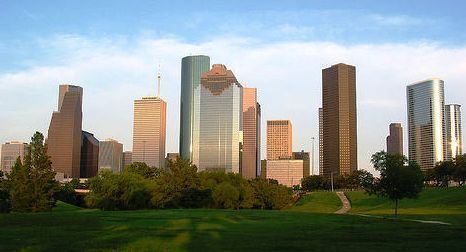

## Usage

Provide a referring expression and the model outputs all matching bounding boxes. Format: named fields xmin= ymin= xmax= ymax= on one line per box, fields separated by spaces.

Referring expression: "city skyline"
xmin=1 ymin=1 xmax=466 ymax=175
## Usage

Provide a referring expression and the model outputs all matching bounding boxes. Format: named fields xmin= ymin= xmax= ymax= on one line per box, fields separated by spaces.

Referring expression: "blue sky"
xmin=1 ymin=0 xmax=465 ymax=174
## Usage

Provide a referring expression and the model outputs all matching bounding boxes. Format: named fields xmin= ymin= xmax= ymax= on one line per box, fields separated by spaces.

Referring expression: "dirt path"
xmin=335 ymin=191 xmax=351 ymax=214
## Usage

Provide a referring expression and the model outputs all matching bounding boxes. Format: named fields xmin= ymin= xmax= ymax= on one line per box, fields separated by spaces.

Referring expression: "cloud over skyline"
xmin=1 ymin=34 xmax=465 ymax=174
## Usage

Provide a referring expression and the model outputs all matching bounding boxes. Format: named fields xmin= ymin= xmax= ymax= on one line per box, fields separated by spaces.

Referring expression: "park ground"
xmin=1 ymin=187 xmax=465 ymax=251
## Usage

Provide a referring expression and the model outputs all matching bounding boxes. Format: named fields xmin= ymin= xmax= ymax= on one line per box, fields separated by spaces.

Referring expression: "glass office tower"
xmin=445 ymin=104 xmax=462 ymax=160
xmin=197 ymin=64 xmax=243 ymax=173
xmin=407 ymin=78 xmax=445 ymax=171
xmin=179 ymin=55 xmax=210 ymax=162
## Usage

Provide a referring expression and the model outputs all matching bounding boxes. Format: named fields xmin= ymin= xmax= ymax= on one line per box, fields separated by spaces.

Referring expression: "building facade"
xmin=99 ymin=139 xmax=123 ymax=173
xmin=242 ymin=87 xmax=260 ymax=179
xmin=445 ymin=104 xmax=462 ymax=160
xmin=80 ymin=131 xmax=99 ymax=178
xmin=133 ymin=96 xmax=167 ymax=168
xmin=47 ymin=85 xmax=83 ymax=178
xmin=266 ymin=160 xmax=304 ymax=187
xmin=293 ymin=151 xmax=310 ymax=177
xmin=267 ymin=120 xmax=292 ymax=160
xmin=179 ymin=55 xmax=211 ymax=162
xmin=319 ymin=107 xmax=323 ymax=175
xmin=322 ymin=63 xmax=358 ymax=176
xmin=122 ymin=151 xmax=133 ymax=169
xmin=197 ymin=64 xmax=243 ymax=173
xmin=0 ymin=141 xmax=27 ymax=173
xmin=386 ymin=123 xmax=403 ymax=155
xmin=407 ymin=78 xmax=445 ymax=171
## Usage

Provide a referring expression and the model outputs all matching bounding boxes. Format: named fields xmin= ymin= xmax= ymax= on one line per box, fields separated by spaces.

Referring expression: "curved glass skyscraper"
xmin=179 ymin=55 xmax=210 ymax=162
xmin=407 ymin=78 xmax=445 ymax=171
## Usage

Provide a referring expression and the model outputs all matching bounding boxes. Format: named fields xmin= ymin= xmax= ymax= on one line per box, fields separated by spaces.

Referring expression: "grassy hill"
xmin=1 ymin=188 xmax=465 ymax=251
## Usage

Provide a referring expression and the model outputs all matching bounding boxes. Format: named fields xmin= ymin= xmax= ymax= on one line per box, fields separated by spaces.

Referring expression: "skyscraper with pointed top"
xmin=132 ymin=70 xmax=167 ymax=168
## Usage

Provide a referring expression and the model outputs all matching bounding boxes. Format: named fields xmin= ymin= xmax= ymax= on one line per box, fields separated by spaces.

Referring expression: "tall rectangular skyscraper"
xmin=386 ymin=123 xmax=403 ymax=155
xmin=179 ymin=55 xmax=211 ymax=162
xmin=319 ymin=107 xmax=323 ymax=175
xmin=80 ymin=131 xmax=99 ymax=178
xmin=197 ymin=64 xmax=243 ymax=173
xmin=445 ymin=104 xmax=462 ymax=160
xmin=133 ymin=96 xmax=167 ymax=168
xmin=267 ymin=120 xmax=292 ymax=160
xmin=322 ymin=63 xmax=357 ymax=176
xmin=47 ymin=85 xmax=83 ymax=178
xmin=407 ymin=78 xmax=445 ymax=171
xmin=1 ymin=141 xmax=27 ymax=173
xmin=99 ymin=139 xmax=123 ymax=173
xmin=242 ymin=87 xmax=260 ymax=179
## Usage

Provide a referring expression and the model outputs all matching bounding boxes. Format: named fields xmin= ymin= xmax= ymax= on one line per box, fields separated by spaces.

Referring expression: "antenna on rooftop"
xmin=157 ymin=64 xmax=161 ymax=98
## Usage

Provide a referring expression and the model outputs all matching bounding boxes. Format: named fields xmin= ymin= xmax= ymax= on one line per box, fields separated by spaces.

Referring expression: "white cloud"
xmin=1 ymin=35 xmax=465 ymax=175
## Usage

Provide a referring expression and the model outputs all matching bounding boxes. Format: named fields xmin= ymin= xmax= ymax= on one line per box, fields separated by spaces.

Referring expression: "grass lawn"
xmin=346 ymin=187 xmax=466 ymax=225
xmin=1 ymin=188 xmax=466 ymax=251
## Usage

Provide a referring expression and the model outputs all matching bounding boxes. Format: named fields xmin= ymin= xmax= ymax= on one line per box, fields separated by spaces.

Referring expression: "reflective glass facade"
xmin=445 ymin=104 xmax=462 ymax=160
xmin=407 ymin=79 xmax=445 ymax=171
xmin=179 ymin=55 xmax=210 ymax=161
xmin=197 ymin=64 xmax=243 ymax=173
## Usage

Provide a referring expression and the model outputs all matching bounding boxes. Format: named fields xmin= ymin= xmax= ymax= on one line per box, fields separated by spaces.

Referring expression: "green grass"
xmin=1 ymin=188 xmax=466 ymax=251
xmin=290 ymin=192 xmax=342 ymax=213
xmin=346 ymin=187 xmax=466 ymax=224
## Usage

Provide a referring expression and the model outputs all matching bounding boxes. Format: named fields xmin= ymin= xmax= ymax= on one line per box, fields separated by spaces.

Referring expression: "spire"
xmin=157 ymin=64 xmax=161 ymax=98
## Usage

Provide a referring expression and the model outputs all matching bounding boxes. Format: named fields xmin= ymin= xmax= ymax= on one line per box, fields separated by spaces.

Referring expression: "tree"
xmin=125 ymin=162 xmax=162 ymax=179
xmin=453 ymin=154 xmax=466 ymax=185
xmin=6 ymin=132 xmax=58 ymax=212
xmin=0 ymin=171 xmax=11 ymax=213
xmin=370 ymin=151 xmax=424 ymax=216
xmin=212 ymin=181 xmax=240 ymax=209
xmin=432 ymin=160 xmax=455 ymax=187
xmin=251 ymin=178 xmax=293 ymax=210
xmin=346 ymin=170 xmax=374 ymax=190
xmin=301 ymin=175 xmax=327 ymax=191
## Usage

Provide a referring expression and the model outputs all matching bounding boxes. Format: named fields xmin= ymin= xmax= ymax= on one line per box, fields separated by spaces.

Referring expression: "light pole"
xmin=331 ymin=172 xmax=334 ymax=192
xmin=311 ymin=137 xmax=315 ymax=175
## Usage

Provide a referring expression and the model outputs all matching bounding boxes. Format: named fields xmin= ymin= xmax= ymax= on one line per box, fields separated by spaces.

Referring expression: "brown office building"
xmin=80 ymin=131 xmax=99 ymax=178
xmin=293 ymin=151 xmax=310 ymax=177
xmin=47 ymin=85 xmax=83 ymax=178
xmin=242 ymin=88 xmax=261 ymax=179
xmin=322 ymin=63 xmax=357 ymax=176
xmin=319 ymin=107 xmax=323 ymax=175
xmin=267 ymin=120 xmax=292 ymax=160
xmin=386 ymin=123 xmax=403 ymax=155
xmin=133 ymin=96 xmax=167 ymax=168
xmin=1 ymin=141 xmax=28 ymax=173
xmin=122 ymin=151 xmax=133 ymax=169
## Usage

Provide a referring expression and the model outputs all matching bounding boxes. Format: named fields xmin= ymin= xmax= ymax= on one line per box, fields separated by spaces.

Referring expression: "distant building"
xmin=132 ymin=96 xmax=167 ymax=168
xmin=197 ymin=64 xmax=243 ymax=173
xmin=319 ymin=107 xmax=323 ymax=175
xmin=322 ymin=63 xmax=358 ymax=176
xmin=99 ymin=139 xmax=123 ymax=173
xmin=293 ymin=151 xmax=310 ymax=177
xmin=166 ymin=153 xmax=180 ymax=163
xmin=267 ymin=120 xmax=292 ymax=160
xmin=386 ymin=123 xmax=403 ymax=155
xmin=179 ymin=55 xmax=211 ymax=162
xmin=407 ymin=79 xmax=445 ymax=171
xmin=80 ymin=131 xmax=99 ymax=178
xmin=445 ymin=104 xmax=462 ymax=160
xmin=47 ymin=85 xmax=83 ymax=178
xmin=266 ymin=160 xmax=304 ymax=187
xmin=1 ymin=141 xmax=27 ymax=173
xmin=242 ymin=87 xmax=260 ymax=179
xmin=260 ymin=159 xmax=267 ymax=179
xmin=122 ymin=151 xmax=132 ymax=169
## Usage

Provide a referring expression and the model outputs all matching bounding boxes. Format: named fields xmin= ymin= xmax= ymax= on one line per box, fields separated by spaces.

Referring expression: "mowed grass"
xmin=346 ymin=187 xmax=466 ymax=224
xmin=1 ymin=188 xmax=466 ymax=251
xmin=290 ymin=192 xmax=342 ymax=213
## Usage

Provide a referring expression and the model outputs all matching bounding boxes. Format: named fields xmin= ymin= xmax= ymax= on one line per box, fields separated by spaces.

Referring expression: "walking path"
xmin=334 ymin=191 xmax=351 ymax=214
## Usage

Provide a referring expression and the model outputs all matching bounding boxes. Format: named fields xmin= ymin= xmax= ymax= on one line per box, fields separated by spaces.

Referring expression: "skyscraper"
xmin=322 ymin=63 xmax=358 ymax=176
xmin=256 ymin=103 xmax=262 ymax=177
xmin=197 ymin=64 xmax=243 ymax=173
xmin=292 ymin=151 xmax=310 ymax=177
xmin=407 ymin=78 xmax=445 ymax=171
xmin=242 ymin=87 xmax=260 ymax=179
xmin=319 ymin=107 xmax=323 ymax=175
xmin=386 ymin=123 xmax=403 ymax=155
xmin=1 ymin=141 xmax=27 ymax=173
xmin=80 ymin=131 xmax=99 ymax=178
xmin=47 ymin=85 xmax=83 ymax=178
xmin=132 ymin=96 xmax=167 ymax=168
xmin=179 ymin=55 xmax=210 ymax=162
xmin=445 ymin=104 xmax=462 ymax=160
xmin=267 ymin=120 xmax=292 ymax=160
xmin=122 ymin=151 xmax=132 ymax=169
xmin=99 ymin=139 xmax=123 ymax=173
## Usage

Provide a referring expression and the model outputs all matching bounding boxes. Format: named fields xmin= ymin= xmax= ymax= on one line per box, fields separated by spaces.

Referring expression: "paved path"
xmin=335 ymin=191 xmax=351 ymax=214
